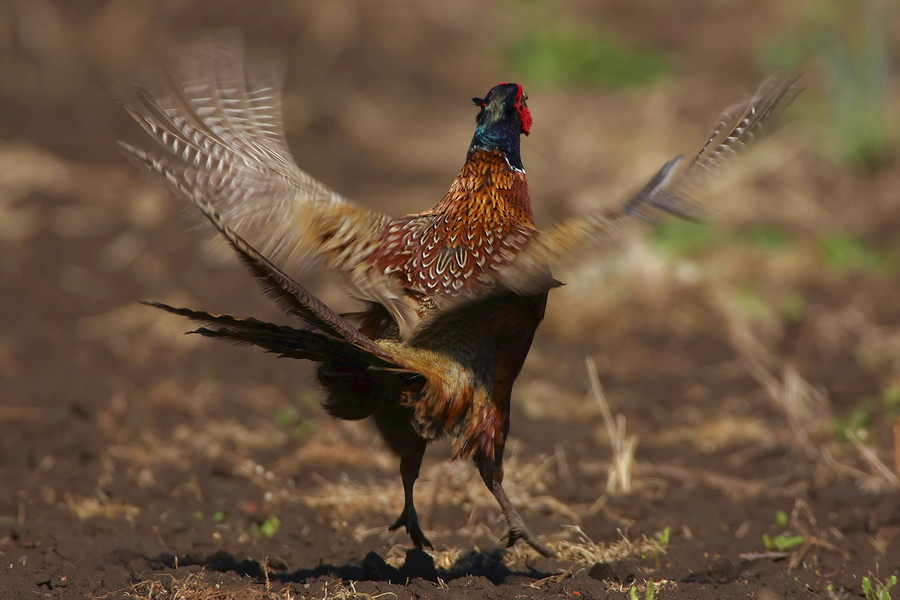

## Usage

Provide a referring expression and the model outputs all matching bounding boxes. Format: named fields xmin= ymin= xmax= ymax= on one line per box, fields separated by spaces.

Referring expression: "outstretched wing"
xmin=122 ymin=36 xmax=419 ymax=331
xmin=486 ymin=74 xmax=801 ymax=295
xmin=189 ymin=191 xmax=402 ymax=363
xmin=407 ymin=75 xmax=799 ymax=335
xmin=141 ymin=194 xmax=421 ymax=374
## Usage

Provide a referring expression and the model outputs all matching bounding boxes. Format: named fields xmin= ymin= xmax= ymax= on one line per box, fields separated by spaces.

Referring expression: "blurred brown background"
xmin=1 ymin=1 xmax=899 ymax=598
xmin=4 ymin=0 xmax=896 ymax=410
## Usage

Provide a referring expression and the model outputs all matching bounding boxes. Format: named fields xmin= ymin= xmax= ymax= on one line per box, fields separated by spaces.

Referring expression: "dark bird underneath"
xmin=123 ymin=41 xmax=797 ymax=557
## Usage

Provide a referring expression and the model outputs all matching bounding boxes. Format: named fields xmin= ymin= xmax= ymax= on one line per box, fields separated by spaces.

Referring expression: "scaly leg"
xmin=475 ymin=456 xmax=555 ymax=558
xmin=388 ymin=439 xmax=432 ymax=549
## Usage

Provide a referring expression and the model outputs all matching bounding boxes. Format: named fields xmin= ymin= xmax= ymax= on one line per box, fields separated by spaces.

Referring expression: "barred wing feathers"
xmin=489 ymin=74 xmax=801 ymax=295
xmin=121 ymin=39 xmax=417 ymax=331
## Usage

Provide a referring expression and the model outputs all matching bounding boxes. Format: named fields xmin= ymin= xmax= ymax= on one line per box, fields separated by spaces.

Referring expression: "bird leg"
xmin=388 ymin=441 xmax=432 ymax=549
xmin=475 ymin=457 xmax=556 ymax=558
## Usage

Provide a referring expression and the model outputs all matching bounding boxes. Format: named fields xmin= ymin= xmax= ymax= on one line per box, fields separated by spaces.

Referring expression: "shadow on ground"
xmin=146 ymin=547 xmax=758 ymax=588
xmin=148 ymin=548 xmax=556 ymax=585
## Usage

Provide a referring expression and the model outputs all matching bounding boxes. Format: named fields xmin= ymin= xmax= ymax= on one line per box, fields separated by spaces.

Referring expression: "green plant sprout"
xmin=862 ymin=575 xmax=897 ymax=600
xmin=250 ymin=515 xmax=281 ymax=539
xmin=629 ymin=579 xmax=656 ymax=600
xmin=654 ymin=527 xmax=671 ymax=548
xmin=763 ymin=533 xmax=806 ymax=552
xmin=775 ymin=510 xmax=789 ymax=529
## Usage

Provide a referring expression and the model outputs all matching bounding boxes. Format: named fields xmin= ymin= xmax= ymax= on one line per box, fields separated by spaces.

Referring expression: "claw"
xmin=389 ymin=507 xmax=433 ymax=549
xmin=506 ymin=526 xmax=556 ymax=558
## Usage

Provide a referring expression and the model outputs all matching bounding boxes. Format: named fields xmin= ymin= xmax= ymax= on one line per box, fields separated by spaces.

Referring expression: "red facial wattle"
xmin=513 ymin=84 xmax=532 ymax=135
xmin=517 ymin=103 xmax=532 ymax=135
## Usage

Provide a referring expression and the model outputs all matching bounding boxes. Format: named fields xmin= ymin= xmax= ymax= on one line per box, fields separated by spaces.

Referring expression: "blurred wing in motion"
xmin=121 ymin=37 xmax=419 ymax=331
xmin=189 ymin=193 xmax=401 ymax=363
xmin=652 ymin=73 xmax=801 ymax=212
xmin=485 ymin=74 xmax=801 ymax=296
xmin=141 ymin=198 xmax=417 ymax=373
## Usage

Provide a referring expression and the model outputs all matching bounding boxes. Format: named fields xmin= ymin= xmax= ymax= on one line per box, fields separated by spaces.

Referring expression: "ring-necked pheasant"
xmin=123 ymin=40 xmax=797 ymax=557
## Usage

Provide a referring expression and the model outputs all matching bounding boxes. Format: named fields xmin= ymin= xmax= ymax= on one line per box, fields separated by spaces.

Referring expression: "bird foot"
xmin=505 ymin=526 xmax=556 ymax=558
xmin=389 ymin=507 xmax=433 ymax=549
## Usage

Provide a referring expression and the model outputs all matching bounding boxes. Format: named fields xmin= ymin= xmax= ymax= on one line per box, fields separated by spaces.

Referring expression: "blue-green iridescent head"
xmin=469 ymin=83 xmax=531 ymax=170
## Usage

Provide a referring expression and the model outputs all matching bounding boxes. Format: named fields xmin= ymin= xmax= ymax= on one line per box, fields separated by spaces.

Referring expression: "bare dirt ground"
xmin=2 ymin=1 xmax=900 ymax=598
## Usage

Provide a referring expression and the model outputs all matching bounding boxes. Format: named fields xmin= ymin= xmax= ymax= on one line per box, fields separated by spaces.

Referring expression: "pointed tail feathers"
xmin=186 ymin=191 xmax=401 ymax=364
xmin=141 ymin=301 xmax=397 ymax=366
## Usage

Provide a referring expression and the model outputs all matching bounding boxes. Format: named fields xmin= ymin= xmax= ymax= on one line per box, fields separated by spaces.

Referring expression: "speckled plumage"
xmin=371 ymin=149 xmax=537 ymax=298
xmin=125 ymin=39 xmax=797 ymax=557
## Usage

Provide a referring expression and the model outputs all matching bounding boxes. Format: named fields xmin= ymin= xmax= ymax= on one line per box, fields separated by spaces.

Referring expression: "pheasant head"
xmin=470 ymin=83 xmax=531 ymax=171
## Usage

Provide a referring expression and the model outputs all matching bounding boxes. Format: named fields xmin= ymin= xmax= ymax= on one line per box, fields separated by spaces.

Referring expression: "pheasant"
xmin=123 ymin=40 xmax=797 ymax=557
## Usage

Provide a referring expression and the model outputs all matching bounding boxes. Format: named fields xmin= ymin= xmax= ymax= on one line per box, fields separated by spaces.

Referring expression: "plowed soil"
xmin=2 ymin=2 xmax=900 ymax=598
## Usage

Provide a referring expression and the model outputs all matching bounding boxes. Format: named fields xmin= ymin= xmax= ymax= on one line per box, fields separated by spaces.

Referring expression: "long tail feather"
xmin=142 ymin=300 xmax=408 ymax=372
xmin=186 ymin=194 xmax=400 ymax=363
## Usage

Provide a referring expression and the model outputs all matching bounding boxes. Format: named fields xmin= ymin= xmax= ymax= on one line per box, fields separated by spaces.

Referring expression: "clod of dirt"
xmin=266 ymin=556 xmax=289 ymax=571
xmin=399 ymin=548 xmax=439 ymax=582
xmin=35 ymin=577 xmax=68 ymax=590
xmin=362 ymin=551 xmax=399 ymax=581
xmin=682 ymin=556 xmax=748 ymax=584
xmin=151 ymin=550 xmax=267 ymax=579
xmin=363 ymin=548 xmax=438 ymax=583
xmin=588 ymin=560 xmax=637 ymax=584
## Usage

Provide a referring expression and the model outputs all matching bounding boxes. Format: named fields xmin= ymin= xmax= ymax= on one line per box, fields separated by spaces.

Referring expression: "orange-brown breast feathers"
xmin=370 ymin=149 xmax=537 ymax=299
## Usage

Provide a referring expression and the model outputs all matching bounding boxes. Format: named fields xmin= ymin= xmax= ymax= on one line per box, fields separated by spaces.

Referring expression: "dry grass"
xmin=586 ymin=357 xmax=637 ymax=494
xmin=66 ymin=493 xmax=140 ymax=523
xmin=100 ymin=572 xmax=332 ymax=600
xmin=531 ymin=526 xmax=666 ymax=566
xmin=277 ymin=456 xmax=584 ymax=544
xmin=97 ymin=526 xmax=668 ymax=599
xmin=0 ymin=405 xmax=42 ymax=421
xmin=822 ymin=434 xmax=900 ymax=495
